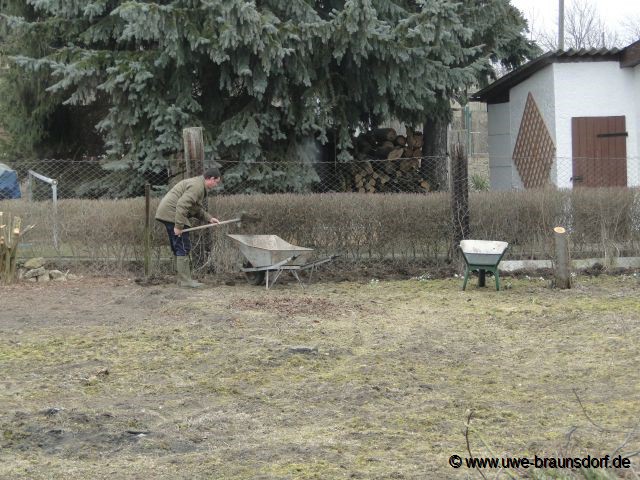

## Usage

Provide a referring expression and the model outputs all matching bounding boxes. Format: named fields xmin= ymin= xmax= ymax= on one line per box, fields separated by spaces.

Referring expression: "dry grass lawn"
xmin=1 ymin=273 xmax=639 ymax=479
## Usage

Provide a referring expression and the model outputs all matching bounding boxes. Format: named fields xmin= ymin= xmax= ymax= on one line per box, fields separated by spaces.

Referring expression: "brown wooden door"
xmin=571 ymin=116 xmax=627 ymax=187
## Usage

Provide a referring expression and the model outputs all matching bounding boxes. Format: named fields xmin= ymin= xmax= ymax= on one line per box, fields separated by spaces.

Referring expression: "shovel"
xmin=181 ymin=211 xmax=259 ymax=233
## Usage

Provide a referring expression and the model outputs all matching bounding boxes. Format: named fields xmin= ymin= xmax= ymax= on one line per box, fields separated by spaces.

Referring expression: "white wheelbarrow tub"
xmin=459 ymin=239 xmax=509 ymax=291
xmin=228 ymin=234 xmax=314 ymax=268
xmin=460 ymin=239 xmax=509 ymax=266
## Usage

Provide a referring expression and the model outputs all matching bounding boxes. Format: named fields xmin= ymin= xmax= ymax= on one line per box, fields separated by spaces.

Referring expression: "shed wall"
xmin=487 ymin=65 xmax=555 ymax=190
xmin=488 ymin=60 xmax=640 ymax=189
xmin=553 ymin=61 xmax=639 ymax=187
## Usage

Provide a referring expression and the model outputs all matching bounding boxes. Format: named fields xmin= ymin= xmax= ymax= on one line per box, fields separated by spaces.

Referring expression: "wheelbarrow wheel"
xmin=243 ymin=261 xmax=265 ymax=286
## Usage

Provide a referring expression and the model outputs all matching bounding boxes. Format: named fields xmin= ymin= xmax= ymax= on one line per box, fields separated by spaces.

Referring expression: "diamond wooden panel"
xmin=512 ymin=93 xmax=556 ymax=188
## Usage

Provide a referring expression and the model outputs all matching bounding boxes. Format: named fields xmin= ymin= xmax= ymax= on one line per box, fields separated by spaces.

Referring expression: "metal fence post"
xmin=27 ymin=170 xmax=59 ymax=249
xmin=144 ymin=183 xmax=151 ymax=278
xmin=52 ymin=179 xmax=58 ymax=250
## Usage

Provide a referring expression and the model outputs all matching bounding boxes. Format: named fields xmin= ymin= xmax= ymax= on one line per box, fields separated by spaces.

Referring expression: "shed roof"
xmin=471 ymin=46 xmax=632 ymax=104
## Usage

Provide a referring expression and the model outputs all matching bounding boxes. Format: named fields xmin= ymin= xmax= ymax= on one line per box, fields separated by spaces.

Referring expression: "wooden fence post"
xmin=182 ymin=127 xmax=211 ymax=271
xmin=450 ymin=142 xmax=470 ymax=261
xmin=182 ymin=127 xmax=205 ymax=177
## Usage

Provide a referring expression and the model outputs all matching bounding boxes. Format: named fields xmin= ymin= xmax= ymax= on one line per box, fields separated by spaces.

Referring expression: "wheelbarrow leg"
xmin=494 ymin=268 xmax=501 ymax=291
xmin=478 ymin=269 xmax=486 ymax=287
xmin=292 ymin=271 xmax=305 ymax=289
xmin=462 ymin=267 xmax=470 ymax=291
xmin=266 ymin=269 xmax=285 ymax=289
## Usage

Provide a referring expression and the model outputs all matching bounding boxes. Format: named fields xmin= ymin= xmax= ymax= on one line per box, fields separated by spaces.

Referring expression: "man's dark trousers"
xmin=160 ymin=221 xmax=192 ymax=256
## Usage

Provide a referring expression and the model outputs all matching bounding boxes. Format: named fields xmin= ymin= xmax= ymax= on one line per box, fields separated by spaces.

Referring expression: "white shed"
xmin=471 ymin=40 xmax=640 ymax=190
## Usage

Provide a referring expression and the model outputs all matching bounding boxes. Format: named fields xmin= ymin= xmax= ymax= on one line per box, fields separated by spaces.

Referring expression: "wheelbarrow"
xmin=460 ymin=240 xmax=509 ymax=291
xmin=228 ymin=234 xmax=338 ymax=289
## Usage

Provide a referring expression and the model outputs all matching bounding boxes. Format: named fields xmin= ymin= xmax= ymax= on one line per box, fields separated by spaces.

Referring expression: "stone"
xmin=38 ymin=273 xmax=50 ymax=283
xmin=24 ymin=267 xmax=46 ymax=279
xmin=49 ymin=270 xmax=65 ymax=280
xmin=81 ymin=375 xmax=98 ymax=386
xmin=24 ymin=257 xmax=46 ymax=269
xmin=288 ymin=346 xmax=319 ymax=355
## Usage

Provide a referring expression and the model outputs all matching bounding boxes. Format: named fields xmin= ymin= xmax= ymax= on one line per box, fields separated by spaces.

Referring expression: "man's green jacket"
xmin=155 ymin=176 xmax=212 ymax=230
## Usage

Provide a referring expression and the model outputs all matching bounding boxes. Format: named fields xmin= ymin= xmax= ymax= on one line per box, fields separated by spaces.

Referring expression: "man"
xmin=156 ymin=167 xmax=222 ymax=287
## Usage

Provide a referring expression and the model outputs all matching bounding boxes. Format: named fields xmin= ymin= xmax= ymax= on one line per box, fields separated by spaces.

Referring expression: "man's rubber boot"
xmin=176 ymin=256 xmax=204 ymax=288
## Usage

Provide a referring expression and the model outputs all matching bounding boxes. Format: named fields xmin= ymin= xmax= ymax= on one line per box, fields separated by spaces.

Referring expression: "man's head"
xmin=204 ymin=167 xmax=222 ymax=189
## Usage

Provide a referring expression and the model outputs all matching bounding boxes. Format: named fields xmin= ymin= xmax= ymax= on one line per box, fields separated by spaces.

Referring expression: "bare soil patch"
xmin=229 ymin=295 xmax=371 ymax=318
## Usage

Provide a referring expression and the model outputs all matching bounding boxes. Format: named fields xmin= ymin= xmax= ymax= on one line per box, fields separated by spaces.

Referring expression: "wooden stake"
xmin=8 ymin=217 xmax=21 ymax=281
xmin=0 ymin=212 xmax=4 ymax=277
xmin=554 ymin=226 xmax=571 ymax=289
xmin=3 ymin=215 xmax=12 ymax=284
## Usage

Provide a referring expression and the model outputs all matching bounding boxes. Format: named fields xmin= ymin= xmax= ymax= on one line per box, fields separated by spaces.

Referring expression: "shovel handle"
xmin=182 ymin=218 xmax=241 ymax=233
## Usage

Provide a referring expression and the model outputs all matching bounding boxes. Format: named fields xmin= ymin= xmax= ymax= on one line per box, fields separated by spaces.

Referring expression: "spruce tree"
xmin=420 ymin=0 xmax=539 ymax=190
xmin=1 ymin=0 xmax=537 ymax=195
xmin=0 ymin=0 xmax=106 ymax=160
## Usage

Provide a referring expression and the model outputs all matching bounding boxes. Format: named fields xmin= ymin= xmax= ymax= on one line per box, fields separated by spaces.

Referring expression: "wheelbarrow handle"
xmin=182 ymin=218 xmax=241 ymax=233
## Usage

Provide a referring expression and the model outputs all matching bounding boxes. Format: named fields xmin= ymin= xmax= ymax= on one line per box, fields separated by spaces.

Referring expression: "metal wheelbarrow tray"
xmin=460 ymin=239 xmax=509 ymax=291
xmin=228 ymin=234 xmax=338 ymax=289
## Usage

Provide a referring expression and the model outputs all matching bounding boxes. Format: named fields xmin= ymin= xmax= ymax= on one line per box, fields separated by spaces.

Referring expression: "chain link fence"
xmin=2 ymin=155 xmax=485 ymax=199
xmin=2 ymin=153 xmax=640 ymax=276
xmin=3 ymin=154 xmax=637 ymax=198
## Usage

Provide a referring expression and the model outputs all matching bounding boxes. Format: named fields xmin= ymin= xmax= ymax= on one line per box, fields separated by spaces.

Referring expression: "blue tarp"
xmin=0 ymin=163 xmax=21 ymax=199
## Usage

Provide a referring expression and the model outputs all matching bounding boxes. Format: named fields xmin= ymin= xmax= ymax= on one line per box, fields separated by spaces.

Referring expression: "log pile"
xmin=345 ymin=127 xmax=431 ymax=193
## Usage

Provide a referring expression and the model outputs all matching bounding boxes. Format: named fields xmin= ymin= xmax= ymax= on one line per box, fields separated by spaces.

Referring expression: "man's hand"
xmin=174 ymin=226 xmax=183 ymax=236
xmin=209 ymin=217 xmax=220 ymax=224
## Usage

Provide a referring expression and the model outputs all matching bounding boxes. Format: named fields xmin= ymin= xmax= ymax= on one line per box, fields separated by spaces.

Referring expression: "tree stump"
xmin=554 ymin=226 xmax=571 ymax=289
xmin=0 ymin=212 xmax=35 ymax=285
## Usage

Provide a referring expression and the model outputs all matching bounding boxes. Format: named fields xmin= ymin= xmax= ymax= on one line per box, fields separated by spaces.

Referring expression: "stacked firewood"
xmin=346 ymin=127 xmax=430 ymax=193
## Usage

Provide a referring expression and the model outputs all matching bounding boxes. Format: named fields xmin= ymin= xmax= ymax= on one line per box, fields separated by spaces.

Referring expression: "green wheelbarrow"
xmin=460 ymin=240 xmax=509 ymax=291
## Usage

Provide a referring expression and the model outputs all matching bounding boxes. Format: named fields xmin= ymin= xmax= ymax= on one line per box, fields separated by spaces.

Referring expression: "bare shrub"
xmin=570 ymin=188 xmax=638 ymax=261
xmin=472 ymin=188 xmax=566 ymax=260
xmin=3 ymin=188 xmax=639 ymax=275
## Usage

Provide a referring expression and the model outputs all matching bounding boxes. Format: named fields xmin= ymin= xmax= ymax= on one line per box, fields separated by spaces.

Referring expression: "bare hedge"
xmin=2 ymin=187 xmax=640 ymax=274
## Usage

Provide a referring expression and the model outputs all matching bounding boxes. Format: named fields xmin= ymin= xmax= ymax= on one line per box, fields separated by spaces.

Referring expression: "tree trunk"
xmin=421 ymin=103 xmax=451 ymax=191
